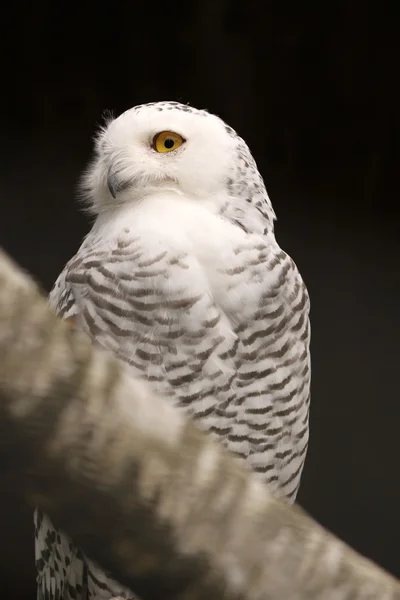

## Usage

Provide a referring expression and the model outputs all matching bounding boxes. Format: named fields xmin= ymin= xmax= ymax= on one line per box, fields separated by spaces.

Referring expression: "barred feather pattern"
xmin=35 ymin=101 xmax=310 ymax=600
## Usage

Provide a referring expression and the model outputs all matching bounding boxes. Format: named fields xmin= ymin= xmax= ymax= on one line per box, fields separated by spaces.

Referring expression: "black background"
xmin=1 ymin=2 xmax=398 ymax=597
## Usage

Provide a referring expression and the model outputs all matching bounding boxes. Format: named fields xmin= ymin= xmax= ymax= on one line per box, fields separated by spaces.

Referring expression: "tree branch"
xmin=0 ymin=248 xmax=398 ymax=600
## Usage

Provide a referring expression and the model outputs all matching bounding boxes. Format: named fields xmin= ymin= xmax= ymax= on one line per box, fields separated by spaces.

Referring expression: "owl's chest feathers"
xmin=92 ymin=191 xmax=248 ymax=257
xmin=87 ymin=194 xmax=269 ymax=295
xmin=74 ymin=195 xmax=289 ymax=354
xmin=75 ymin=193 xmax=277 ymax=350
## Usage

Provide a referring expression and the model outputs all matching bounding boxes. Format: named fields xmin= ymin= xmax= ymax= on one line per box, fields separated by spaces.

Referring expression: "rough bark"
xmin=0 ymin=248 xmax=398 ymax=600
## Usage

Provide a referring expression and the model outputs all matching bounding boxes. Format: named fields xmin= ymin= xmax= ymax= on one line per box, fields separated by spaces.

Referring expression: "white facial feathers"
xmin=80 ymin=101 xmax=276 ymax=233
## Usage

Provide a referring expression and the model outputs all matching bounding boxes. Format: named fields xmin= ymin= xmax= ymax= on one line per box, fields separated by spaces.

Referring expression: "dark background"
xmin=1 ymin=2 xmax=398 ymax=597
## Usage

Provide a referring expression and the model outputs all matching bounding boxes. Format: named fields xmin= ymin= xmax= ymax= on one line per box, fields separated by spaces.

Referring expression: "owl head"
xmin=81 ymin=101 xmax=276 ymax=232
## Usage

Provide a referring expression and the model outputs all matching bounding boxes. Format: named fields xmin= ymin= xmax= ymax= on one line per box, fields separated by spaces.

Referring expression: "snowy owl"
xmin=35 ymin=100 xmax=311 ymax=600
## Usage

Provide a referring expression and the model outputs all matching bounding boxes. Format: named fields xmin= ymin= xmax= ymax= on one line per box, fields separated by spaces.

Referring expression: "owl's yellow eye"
xmin=153 ymin=131 xmax=184 ymax=153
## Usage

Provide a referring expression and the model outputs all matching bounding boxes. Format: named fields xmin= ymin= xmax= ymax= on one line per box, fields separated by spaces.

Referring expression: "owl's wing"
xmin=63 ymin=235 xmax=240 ymax=429
xmin=35 ymin=509 xmax=87 ymax=600
xmin=48 ymin=267 xmax=80 ymax=321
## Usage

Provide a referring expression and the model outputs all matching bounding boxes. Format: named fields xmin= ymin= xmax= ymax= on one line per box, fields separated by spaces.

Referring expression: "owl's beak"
xmin=107 ymin=167 xmax=135 ymax=198
xmin=107 ymin=170 xmax=120 ymax=199
xmin=107 ymin=167 xmax=176 ymax=198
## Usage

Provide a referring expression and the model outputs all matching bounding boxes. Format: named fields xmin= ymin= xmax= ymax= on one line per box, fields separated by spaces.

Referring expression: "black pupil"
xmin=164 ymin=138 xmax=175 ymax=149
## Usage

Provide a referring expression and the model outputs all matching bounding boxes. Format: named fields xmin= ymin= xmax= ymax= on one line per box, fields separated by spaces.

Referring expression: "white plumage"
xmin=35 ymin=101 xmax=311 ymax=600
